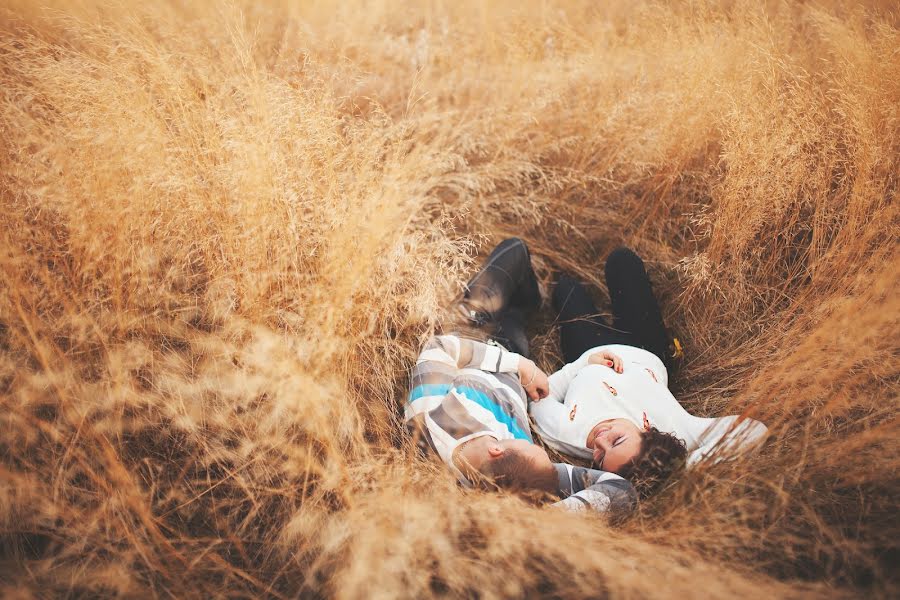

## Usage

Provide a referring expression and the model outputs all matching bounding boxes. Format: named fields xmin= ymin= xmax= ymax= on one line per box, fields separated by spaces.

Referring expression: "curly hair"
xmin=618 ymin=427 xmax=687 ymax=499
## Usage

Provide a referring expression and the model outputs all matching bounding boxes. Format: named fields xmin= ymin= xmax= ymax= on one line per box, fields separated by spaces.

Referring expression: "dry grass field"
xmin=1 ymin=0 xmax=898 ymax=597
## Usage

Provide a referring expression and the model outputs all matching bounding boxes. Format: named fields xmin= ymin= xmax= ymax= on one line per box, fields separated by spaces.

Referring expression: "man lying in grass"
xmin=452 ymin=238 xmax=768 ymax=500
xmin=405 ymin=238 xmax=636 ymax=513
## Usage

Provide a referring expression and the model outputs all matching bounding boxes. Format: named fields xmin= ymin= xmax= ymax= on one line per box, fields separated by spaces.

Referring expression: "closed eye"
xmin=613 ymin=437 xmax=626 ymax=448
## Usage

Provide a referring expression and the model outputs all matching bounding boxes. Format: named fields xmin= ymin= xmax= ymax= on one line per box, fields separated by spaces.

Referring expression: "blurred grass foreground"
xmin=1 ymin=0 xmax=898 ymax=598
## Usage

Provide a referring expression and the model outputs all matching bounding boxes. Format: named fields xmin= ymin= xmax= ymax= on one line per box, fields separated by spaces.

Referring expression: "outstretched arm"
xmin=687 ymin=416 xmax=769 ymax=466
xmin=550 ymin=464 xmax=637 ymax=514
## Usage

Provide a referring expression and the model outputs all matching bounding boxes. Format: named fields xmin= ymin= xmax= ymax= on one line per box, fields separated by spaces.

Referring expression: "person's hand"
xmin=518 ymin=358 xmax=549 ymax=401
xmin=588 ymin=350 xmax=623 ymax=373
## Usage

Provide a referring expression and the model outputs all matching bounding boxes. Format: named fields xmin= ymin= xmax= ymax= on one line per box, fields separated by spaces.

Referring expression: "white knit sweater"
xmin=529 ymin=345 xmax=768 ymax=466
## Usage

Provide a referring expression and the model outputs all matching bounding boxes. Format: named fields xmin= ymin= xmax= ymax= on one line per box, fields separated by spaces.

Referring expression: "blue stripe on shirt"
xmin=455 ymin=386 xmax=532 ymax=441
xmin=408 ymin=383 xmax=531 ymax=442
xmin=408 ymin=383 xmax=452 ymax=403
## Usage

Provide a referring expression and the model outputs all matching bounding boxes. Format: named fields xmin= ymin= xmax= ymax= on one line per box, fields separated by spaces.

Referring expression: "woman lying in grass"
xmin=459 ymin=239 xmax=768 ymax=498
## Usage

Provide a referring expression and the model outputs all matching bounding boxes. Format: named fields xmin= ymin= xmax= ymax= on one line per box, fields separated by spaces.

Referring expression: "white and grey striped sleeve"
xmin=419 ymin=334 xmax=521 ymax=373
xmin=551 ymin=463 xmax=637 ymax=514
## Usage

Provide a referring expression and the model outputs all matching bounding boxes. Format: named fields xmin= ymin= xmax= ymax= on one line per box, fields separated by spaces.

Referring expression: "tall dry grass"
xmin=1 ymin=0 xmax=898 ymax=597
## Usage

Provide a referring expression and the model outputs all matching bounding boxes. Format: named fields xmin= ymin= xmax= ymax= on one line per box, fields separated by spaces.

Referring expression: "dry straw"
xmin=1 ymin=0 xmax=897 ymax=597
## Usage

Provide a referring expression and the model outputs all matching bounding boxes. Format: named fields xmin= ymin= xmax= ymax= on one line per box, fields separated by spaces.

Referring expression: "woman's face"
xmin=586 ymin=418 xmax=643 ymax=473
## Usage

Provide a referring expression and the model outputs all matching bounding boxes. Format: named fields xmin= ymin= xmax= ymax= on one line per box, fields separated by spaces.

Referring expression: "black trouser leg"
xmin=552 ymin=274 xmax=632 ymax=363
xmin=461 ymin=238 xmax=540 ymax=357
xmin=605 ymin=247 xmax=670 ymax=369
xmin=553 ymin=248 xmax=670 ymax=367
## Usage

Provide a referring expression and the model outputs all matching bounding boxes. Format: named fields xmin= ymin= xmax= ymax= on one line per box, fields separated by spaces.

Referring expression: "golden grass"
xmin=1 ymin=0 xmax=898 ymax=597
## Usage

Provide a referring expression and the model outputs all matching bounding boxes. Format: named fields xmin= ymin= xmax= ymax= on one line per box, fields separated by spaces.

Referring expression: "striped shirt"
xmin=406 ymin=334 xmax=636 ymax=514
xmin=554 ymin=464 xmax=637 ymax=513
xmin=406 ymin=335 xmax=529 ymax=484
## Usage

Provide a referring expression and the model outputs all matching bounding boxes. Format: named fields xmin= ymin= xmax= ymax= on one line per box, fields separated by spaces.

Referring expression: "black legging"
xmin=460 ymin=238 xmax=541 ymax=358
xmin=553 ymin=248 xmax=671 ymax=370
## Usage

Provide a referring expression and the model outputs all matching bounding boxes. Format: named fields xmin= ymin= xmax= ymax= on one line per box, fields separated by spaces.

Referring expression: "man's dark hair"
xmin=618 ymin=427 xmax=687 ymax=498
xmin=478 ymin=450 xmax=557 ymax=494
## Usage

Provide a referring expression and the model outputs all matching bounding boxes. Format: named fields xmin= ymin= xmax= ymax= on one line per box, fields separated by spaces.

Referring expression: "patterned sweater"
xmin=405 ymin=334 xmax=636 ymax=514
xmin=531 ymin=344 xmax=768 ymax=466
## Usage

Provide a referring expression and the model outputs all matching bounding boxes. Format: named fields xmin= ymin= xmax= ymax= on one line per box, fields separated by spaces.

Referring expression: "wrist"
xmin=522 ymin=360 xmax=537 ymax=386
